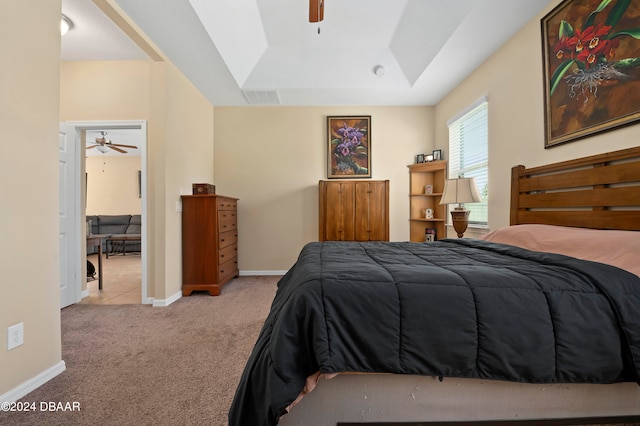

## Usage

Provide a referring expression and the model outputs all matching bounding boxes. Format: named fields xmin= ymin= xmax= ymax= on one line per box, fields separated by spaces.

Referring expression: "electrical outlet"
xmin=8 ymin=323 xmax=24 ymax=350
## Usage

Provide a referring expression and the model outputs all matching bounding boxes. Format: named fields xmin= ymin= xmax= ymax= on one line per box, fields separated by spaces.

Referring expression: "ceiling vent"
xmin=242 ymin=90 xmax=281 ymax=105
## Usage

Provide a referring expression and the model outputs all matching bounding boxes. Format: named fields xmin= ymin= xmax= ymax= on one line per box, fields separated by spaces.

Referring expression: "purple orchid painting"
xmin=327 ymin=116 xmax=371 ymax=178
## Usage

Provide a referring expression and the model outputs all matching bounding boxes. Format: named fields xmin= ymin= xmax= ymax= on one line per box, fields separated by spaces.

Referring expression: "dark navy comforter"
xmin=229 ymin=240 xmax=640 ymax=426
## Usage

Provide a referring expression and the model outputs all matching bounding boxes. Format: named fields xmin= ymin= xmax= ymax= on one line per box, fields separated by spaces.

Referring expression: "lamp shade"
xmin=439 ymin=177 xmax=481 ymax=205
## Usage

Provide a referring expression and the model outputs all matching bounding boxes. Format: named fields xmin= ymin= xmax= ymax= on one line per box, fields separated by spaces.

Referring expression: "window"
xmin=447 ymin=98 xmax=488 ymax=226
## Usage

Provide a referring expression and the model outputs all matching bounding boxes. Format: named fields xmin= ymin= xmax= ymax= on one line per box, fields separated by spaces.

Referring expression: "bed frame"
xmin=279 ymin=147 xmax=640 ymax=426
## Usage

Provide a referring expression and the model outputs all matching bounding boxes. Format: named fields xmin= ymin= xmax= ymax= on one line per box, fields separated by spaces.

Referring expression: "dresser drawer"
xmin=218 ymin=210 xmax=237 ymax=233
xmin=217 ymin=257 xmax=238 ymax=283
xmin=218 ymin=230 xmax=237 ymax=249
xmin=217 ymin=197 xmax=237 ymax=211
xmin=218 ymin=243 xmax=237 ymax=265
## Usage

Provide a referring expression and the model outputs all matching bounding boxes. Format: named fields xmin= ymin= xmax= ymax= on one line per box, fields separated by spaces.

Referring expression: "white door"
xmin=59 ymin=123 xmax=80 ymax=308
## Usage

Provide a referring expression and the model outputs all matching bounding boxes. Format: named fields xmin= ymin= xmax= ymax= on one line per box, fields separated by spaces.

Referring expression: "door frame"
xmin=65 ymin=120 xmax=149 ymax=304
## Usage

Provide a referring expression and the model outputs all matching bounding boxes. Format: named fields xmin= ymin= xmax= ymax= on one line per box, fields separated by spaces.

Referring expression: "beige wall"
xmin=434 ymin=0 xmax=639 ymax=232
xmin=86 ymin=156 xmax=142 ymax=215
xmin=60 ymin=60 xmax=214 ymax=300
xmin=214 ymin=106 xmax=433 ymax=271
xmin=2 ymin=3 xmax=215 ymax=394
xmin=0 ymin=0 xmax=63 ymax=396
xmin=159 ymin=64 xmax=215 ymax=298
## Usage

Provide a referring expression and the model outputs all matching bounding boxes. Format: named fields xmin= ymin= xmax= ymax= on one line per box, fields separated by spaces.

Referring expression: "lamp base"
xmin=450 ymin=208 xmax=470 ymax=238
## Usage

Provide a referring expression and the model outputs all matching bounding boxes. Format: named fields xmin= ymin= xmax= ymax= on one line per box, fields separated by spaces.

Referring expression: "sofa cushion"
xmin=126 ymin=215 xmax=141 ymax=234
xmin=98 ymin=215 xmax=131 ymax=235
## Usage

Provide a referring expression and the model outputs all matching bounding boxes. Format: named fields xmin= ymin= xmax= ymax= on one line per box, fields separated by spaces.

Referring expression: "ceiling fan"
xmin=87 ymin=131 xmax=137 ymax=154
xmin=309 ymin=0 xmax=324 ymax=23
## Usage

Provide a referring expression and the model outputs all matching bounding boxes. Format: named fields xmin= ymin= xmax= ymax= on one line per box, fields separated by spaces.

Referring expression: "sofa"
xmin=86 ymin=214 xmax=141 ymax=255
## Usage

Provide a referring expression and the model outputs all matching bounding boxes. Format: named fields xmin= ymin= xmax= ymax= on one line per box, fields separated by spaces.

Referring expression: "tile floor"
xmin=81 ymin=252 xmax=141 ymax=305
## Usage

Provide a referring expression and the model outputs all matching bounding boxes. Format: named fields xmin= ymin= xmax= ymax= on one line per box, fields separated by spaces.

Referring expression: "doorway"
xmin=66 ymin=120 xmax=149 ymax=304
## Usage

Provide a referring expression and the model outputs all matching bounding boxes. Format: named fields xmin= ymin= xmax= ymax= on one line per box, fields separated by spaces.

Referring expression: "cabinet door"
xmin=323 ymin=182 xmax=355 ymax=241
xmin=355 ymin=181 xmax=388 ymax=241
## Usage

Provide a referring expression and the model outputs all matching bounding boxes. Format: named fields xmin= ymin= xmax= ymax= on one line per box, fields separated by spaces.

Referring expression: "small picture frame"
xmin=425 ymin=228 xmax=436 ymax=243
xmin=425 ymin=154 xmax=434 ymax=162
xmin=416 ymin=154 xmax=425 ymax=164
xmin=432 ymin=149 xmax=442 ymax=161
xmin=425 ymin=208 xmax=434 ymax=219
xmin=424 ymin=184 xmax=433 ymax=194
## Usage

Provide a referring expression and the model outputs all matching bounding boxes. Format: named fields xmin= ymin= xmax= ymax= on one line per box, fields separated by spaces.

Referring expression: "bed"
xmin=229 ymin=147 xmax=640 ymax=426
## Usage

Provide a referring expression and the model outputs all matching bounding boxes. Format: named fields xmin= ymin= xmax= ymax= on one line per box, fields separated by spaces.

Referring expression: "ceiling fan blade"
xmin=95 ymin=137 xmax=107 ymax=144
xmin=110 ymin=143 xmax=138 ymax=149
xmin=309 ymin=0 xmax=324 ymax=23
xmin=109 ymin=145 xmax=127 ymax=154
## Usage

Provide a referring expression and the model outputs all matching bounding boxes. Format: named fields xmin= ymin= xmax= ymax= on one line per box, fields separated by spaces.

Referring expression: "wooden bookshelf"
xmin=408 ymin=161 xmax=447 ymax=242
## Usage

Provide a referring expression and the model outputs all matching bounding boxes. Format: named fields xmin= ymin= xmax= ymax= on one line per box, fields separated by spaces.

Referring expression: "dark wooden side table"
xmin=86 ymin=235 xmax=104 ymax=289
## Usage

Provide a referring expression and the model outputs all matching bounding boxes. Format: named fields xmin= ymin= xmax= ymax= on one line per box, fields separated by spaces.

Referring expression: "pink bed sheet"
xmin=480 ymin=224 xmax=640 ymax=277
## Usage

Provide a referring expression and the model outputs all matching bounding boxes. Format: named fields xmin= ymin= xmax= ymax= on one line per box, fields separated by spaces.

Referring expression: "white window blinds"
xmin=447 ymin=99 xmax=488 ymax=225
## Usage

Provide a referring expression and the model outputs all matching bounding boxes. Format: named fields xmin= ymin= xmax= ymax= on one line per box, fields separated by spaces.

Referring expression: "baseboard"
xmin=0 ymin=360 xmax=66 ymax=403
xmin=152 ymin=290 xmax=182 ymax=307
xmin=81 ymin=289 xmax=89 ymax=299
xmin=150 ymin=274 xmax=284 ymax=306
xmin=240 ymin=270 xmax=287 ymax=276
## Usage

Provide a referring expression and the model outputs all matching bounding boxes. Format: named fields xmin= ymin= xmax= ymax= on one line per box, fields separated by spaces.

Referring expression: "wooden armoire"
xmin=318 ymin=180 xmax=389 ymax=241
xmin=181 ymin=194 xmax=239 ymax=296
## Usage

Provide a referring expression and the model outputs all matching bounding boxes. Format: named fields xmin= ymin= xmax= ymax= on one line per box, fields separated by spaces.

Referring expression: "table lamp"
xmin=440 ymin=177 xmax=482 ymax=238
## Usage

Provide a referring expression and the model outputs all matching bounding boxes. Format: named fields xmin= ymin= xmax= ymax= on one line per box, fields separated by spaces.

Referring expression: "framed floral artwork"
xmin=541 ymin=0 xmax=640 ymax=148
xmin=327 ymin=116 xmax=371 ymax=178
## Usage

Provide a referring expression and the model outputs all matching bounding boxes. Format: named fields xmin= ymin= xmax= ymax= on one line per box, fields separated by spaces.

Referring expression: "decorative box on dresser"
xmin=408 ymin=161 xmax=447 ymax=242
xmin=181 ymin=194 xmax=239 ymax=296
xmin=319 ymin=180 xmax=389 ymax=241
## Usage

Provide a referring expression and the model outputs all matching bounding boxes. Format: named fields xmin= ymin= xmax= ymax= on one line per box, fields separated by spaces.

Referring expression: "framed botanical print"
xmin=327 ymin=116 xmax=371 ymax=178
xmin=541 ymin=0 xmax=640 ymax=148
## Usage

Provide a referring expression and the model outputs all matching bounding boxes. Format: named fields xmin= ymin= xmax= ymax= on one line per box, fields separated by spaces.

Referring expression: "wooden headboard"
xmin=511 ymin=146 xmax=640 ymax=231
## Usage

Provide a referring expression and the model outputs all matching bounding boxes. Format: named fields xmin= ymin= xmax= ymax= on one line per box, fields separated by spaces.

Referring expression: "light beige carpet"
xmin=3 ymin=276 xmax=278 ymax=426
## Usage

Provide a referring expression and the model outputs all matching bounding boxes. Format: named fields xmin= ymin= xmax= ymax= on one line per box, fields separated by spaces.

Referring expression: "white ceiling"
xmin=62 ymin=0 xmax=553 ymax=107
xmin=61 ymin=0 xmax=148 ymax=61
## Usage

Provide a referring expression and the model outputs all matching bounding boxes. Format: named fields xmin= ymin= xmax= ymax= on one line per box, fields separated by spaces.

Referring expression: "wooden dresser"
xmin=181 ymin=194 xmax=239 ymax=296
xmin=319 ymin=180 xmax=389 ymax=241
